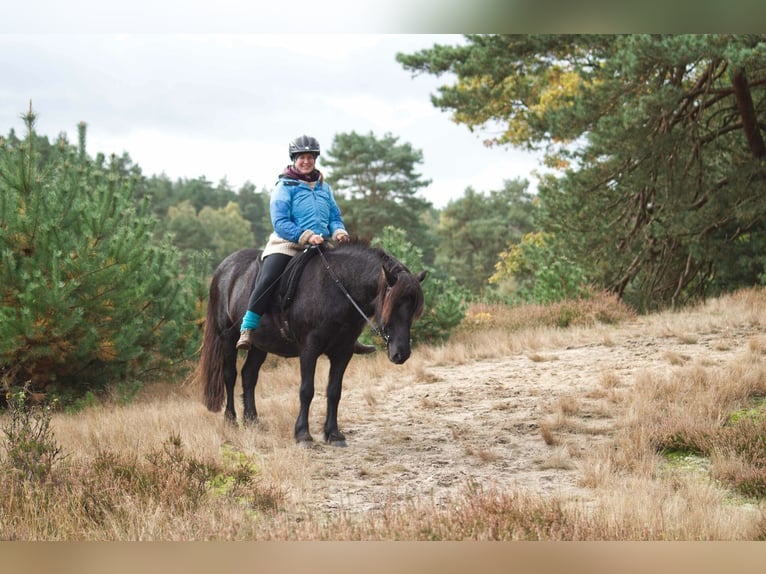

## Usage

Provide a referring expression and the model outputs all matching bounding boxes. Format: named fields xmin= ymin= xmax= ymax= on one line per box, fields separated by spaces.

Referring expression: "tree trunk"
xmin=731 ymin=68 xmax=766 ymax=159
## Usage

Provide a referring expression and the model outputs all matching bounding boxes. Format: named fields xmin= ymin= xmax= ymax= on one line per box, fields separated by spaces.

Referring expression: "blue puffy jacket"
xmin=270 ymin=175 xmax=346 ymax=243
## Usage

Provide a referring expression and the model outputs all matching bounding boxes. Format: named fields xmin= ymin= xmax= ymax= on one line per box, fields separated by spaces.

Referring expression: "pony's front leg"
xmin=324 ymin=351 xmax=353 ymax=446
xmin=294 ymin=349 xmax=320 ymax=446
xmin=241 ymin=348 xmax=267 ymax=425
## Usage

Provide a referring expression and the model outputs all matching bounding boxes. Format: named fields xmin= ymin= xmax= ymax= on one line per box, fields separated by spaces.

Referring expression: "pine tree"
xmin=399 ymin=34 xmax=766 ymax=310
xmin=0 ymin=107 xmax=204 ymax=400
xmin=323 ymin=131 xmax=436 ymax=261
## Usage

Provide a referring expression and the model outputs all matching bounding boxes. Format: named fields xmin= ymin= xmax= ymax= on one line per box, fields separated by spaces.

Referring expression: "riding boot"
xmin=236 ymin=329 xmax=256 ymax=351
xmin=237 ymin=311 xmax=261 ymax=351
xmin=353 ymin=341 xmax=376 ymax=354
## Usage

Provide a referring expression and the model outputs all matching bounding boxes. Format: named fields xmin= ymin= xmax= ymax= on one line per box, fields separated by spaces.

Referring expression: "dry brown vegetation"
xmin=3 ymin=288 xmax=766 ymax=540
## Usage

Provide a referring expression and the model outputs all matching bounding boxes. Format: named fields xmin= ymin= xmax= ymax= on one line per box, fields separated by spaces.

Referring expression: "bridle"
xmin=313 ymin=245 xmax=390 ymax=344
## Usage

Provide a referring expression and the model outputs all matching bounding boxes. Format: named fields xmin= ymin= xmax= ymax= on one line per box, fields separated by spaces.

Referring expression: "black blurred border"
xmin=3 ymin=542 xmax=766 ymax=574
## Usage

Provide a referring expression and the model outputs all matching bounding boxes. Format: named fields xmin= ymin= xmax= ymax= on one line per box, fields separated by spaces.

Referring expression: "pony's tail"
xmin=198 ymin=283 xmax=226 ymax=413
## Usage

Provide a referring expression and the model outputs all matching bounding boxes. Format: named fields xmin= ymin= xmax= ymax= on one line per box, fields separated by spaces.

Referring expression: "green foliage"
xmin=163 ymin=200 xmax=253 ymax=269
xmin=142 ymin=174 xmax=238 ymax=217
xmin=399 ymin=34 xmax=766 ymax=310
xmin=652 ymin=396 xmax=766 ymax=500
xmin=436 ymin=178 xmax=537 ymax=293
xmin=491 ymin=231 xmax=588 ymax=304
xmin=397 ymin=35 xmax=613 ymax=150
xmin=86 ymin=434 xmax=270 ymax=514
xmin=1 ymin=385 xmax=63 ymax=481
xmin=0 ymin=109 xmax=204 ymax=399
xmin=234 ymin=181 xmax=272 ymax=248
xmin=324 ymin=130 xmax=436 ymax=261
xmin=140 ymin=176 xmax=270 ymax=275
xmin=209 ymin=443 xmax=259 ymax=498
xmin=705 ymin=415 xmax=766 ymax=499
xmin=728 ymin=398 xmax=766 ymax=426
xmin=145 ymin=177 xmax=271 ymax=274
xmin=373 ymin=226 xmax=468 ymax=344
xmin=61 ymin=390 xmax=99 ymax=414
xmin=103 ymin=434 xmax=280 ymax=513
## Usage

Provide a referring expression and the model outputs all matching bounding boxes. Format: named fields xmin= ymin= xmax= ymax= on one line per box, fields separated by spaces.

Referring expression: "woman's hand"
xmin=308 ymin=233 xmax=325 ymax=245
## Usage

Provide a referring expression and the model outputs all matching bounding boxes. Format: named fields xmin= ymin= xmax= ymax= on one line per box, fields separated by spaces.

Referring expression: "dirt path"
xmin=281 ymin=317 xmax=761 ymax=516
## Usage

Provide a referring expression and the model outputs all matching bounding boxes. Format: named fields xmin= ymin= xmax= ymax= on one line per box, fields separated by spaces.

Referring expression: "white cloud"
xmin=241 ymin=34 xmax=384 ymax=60
xmin=321 ymin=94 xmax=437 ymax=132
xmin=3 ymin=33 xmax=545 ymax=210
xmin=5 ymin=2 xmax=409 ymax=33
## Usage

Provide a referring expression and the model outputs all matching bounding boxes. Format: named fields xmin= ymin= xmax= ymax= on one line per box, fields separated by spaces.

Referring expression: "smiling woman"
xmin=235 ymin=133 xmax=352 ymax=352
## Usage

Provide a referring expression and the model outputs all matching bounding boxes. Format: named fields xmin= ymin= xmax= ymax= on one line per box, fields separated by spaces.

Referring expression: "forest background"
xmin=2 ymin=34 xmax=765 ymax=404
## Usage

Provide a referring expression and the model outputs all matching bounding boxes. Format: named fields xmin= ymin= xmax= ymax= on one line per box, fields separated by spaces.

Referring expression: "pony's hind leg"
xmin=241 ymin=348 xmax=267 ymax=426
xmin=222 ymin=343 xmax=239 ymax=425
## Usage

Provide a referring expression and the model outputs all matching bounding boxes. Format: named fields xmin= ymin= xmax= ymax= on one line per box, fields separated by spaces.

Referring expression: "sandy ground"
xmin=264 ymin=314 xmax=763 ymax=517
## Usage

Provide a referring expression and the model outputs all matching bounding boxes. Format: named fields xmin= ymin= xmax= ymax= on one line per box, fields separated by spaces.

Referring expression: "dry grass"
xmin=459 ymin=290 xmax=637 ymax=334
xmin=3 ymin=287 xmax=766 ymax=539
xmin=562 ymin=288 xmax=766 ymax=538
xmin=599 ymin=371 xmax=622 ymax=390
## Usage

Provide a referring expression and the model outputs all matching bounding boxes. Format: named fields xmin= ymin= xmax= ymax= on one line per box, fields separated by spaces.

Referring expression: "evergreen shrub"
xmin=0 ymin=109 xmax=204 ymax=401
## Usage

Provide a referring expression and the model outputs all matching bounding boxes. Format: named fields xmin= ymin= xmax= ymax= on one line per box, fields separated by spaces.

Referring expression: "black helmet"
xmin=289 ymin=135 xmax=320 ymax=161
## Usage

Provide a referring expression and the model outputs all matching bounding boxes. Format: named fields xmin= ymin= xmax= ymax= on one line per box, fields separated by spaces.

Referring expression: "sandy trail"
xmin=268 ymin=316 xmax=760 ymax=516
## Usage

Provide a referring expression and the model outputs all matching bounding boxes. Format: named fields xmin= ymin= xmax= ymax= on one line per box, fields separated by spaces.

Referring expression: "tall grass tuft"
xmin=1 ymin=385 xmax=64 ymax=482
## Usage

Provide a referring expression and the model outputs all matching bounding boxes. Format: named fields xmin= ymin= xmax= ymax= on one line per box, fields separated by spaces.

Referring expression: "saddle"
xmin=271 ymin=245 xmax=322 ymax=341
xmin=269 ymin=242 xmax=378 ymax=355
xmin=276 ymin=244 xmax=322 ymax=312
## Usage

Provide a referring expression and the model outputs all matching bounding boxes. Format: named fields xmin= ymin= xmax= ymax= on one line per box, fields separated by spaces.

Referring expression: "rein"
xmin=313 ymin=245 xmax=390 ymax=344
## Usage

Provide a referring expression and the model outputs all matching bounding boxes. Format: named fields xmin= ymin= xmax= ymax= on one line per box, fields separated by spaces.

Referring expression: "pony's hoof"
xmin=295 ymin=431 xmax=314 ymax=447
xmin=325 ymin=431 xmax=347 ymax=447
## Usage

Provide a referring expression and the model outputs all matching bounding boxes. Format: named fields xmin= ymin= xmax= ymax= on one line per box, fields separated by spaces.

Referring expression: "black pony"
xmin=199 ymin=241 xmax=426 ymax=446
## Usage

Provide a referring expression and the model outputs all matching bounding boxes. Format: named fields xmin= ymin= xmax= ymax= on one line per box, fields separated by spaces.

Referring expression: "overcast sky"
xmin=1 ymin=33 xmax=542 ymax=208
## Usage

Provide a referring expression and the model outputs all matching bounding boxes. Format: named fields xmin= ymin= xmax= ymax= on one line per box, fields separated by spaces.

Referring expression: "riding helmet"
xmin=289 ymin=135 xmax=320 ymax=161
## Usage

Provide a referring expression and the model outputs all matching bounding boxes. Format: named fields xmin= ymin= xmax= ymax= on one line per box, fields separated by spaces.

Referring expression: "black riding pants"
xmin=246 ymin=253 xmax=293 ymax=316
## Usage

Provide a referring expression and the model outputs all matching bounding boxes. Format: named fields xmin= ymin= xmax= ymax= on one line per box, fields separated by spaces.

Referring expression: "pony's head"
xmin=377 ymin=257 xmax=426 ymax=364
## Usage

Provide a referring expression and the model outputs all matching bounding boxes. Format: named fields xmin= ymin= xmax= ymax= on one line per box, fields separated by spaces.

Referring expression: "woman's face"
xmin=294 ymin=153 xmax=316 ymax=174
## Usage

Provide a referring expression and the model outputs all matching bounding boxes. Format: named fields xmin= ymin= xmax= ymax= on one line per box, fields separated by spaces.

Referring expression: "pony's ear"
xmin=416 ymin=270 xmax=427 ymax=283
xmin=384 ymin=266 xmax=399 ymax=287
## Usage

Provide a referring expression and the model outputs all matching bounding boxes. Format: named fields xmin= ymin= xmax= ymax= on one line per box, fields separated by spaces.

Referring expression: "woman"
xmin=237 ymin=135 xmax=373 ymax=354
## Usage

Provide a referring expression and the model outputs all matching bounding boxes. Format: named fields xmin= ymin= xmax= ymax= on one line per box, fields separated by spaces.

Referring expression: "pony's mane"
xmin=334 ymin=238 xmax=411 ymax=273
xmin=331 ymin=239 xmax=423 ymax=324
xmin=278 ymin=239 xmax=384 ymax=311
xmin=377 ymin=255 xmax=424 ymax=325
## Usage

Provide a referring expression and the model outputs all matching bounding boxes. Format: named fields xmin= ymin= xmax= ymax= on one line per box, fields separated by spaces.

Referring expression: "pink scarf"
xmin=281 ymin=165 xmax=321 ymax=182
